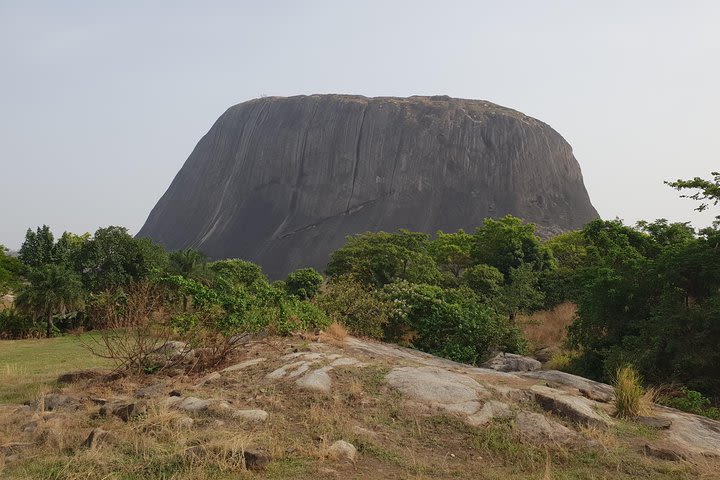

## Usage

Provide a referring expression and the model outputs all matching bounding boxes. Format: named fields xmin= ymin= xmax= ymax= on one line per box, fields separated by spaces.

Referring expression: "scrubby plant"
xmin=658 ymin=387 xmax=720 ymax=420
xmin=314 ymin=275 xmax=394 ymax=339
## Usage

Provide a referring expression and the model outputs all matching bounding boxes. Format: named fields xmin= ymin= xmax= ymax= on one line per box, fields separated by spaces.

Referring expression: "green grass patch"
xmin=0 ymin=333 xmax=111 ymax=403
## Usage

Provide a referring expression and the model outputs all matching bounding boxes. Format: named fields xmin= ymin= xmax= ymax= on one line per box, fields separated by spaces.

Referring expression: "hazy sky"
xmin=1 ymin=0 xmax=718 ymax=248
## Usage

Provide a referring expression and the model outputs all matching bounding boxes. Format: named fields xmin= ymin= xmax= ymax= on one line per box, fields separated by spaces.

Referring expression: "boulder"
xmin=482 ymin=353 xmax=541 ymax=372
xmin=530 ymin=385 xmax=612 ymax=428
xmin=83 ymin=427 xmax=109 ymax=449
xmin=514 ymin=412 xmax=579 ymax=445
xmin=522 ymin=370 xmax=614 ymax=403
xmin=100 ymin=400 xmax=147 ymax=422
xmin=328 ymin=440 xmax=357 ymax=462
xmin=295 ymin=367 xmax=333 ymax=393
xmin=174 ymin=396 xmax=212 ymax=413
xmin=465 ymin=400 xmax=513 ymax=427
xmin=386 ymin=366 xmax=489 ymax=415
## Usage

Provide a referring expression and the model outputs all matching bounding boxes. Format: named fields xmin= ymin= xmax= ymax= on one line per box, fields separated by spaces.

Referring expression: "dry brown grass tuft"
xmin=519 ymin=302 xmax=577 ymax=350
xmin=322 ymin=322 xmax=348 ymax=344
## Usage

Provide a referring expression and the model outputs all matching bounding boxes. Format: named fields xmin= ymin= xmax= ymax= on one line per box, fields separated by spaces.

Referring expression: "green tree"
xmin=284 ymin=268 xmax=323 ymax=300
xmin=208 ymin=259 xmax=268 ymax=291
xmin=666 ymin=172 xmax=720 ymax=222
xmin=15 ymin=264 xmax=85 ymax=337
xmin=0 ymin=245 xmax=22 ymax=295
xmin=168 ymin=249 xmax=208 ymax=280
xmin=53 ymin=231 xmax=90 ymax=270
xmin=78 ymin=227 xmax=168 ymax=292
xmin=545 ymin=231 xmax=587 ymax=270
xmin=18 ymin=225 xmax=55 ymax=268
xmin=498 ymin=264 xmax=545 ymax=321
xmin=326 ymin=230 xmax=440 ymax=287
xmin=471 ymin=216 xmax=554 ymax=276
xmin=428 ymin=230 xmax=474 ymax=283
xmin=460 ymin=263 xmax=504 ymax=299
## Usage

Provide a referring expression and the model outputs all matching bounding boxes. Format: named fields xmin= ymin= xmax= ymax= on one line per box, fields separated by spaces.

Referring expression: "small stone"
xmin=174 ymin=416 xmax=195 ymax=429
xmin=175 ymin=396 xmax=211 ymax=412
xmin=243 ymin=450 xmax=271 ymax=470
xmin=328 ymin=440 xmax=356 ymax=462
xmin=83 ymin=427 xmax=109 ymax=449
xmin=296 ymin=367 xmax=333 ymax=393
xmin=169 ymin=390 xmax=182 ymax=397
xmin=232 ymin=409 xmax=269 ymax=423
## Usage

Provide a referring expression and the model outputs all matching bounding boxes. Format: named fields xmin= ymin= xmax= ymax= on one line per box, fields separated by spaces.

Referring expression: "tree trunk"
xmin=46 ymin=312 xmax=54 ymax=338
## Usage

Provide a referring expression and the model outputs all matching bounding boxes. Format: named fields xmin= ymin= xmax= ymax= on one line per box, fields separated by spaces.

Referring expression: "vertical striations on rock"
xmin=137 ymin=94 xmax=599 ymax=278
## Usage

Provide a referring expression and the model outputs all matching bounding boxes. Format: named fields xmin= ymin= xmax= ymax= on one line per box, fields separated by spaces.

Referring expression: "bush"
xmin=0 ymin=309 xmax=42 ymax=339
xmin=284 ymin=268 xmax=323 ymax=300
xmin=658 ymin=387 xmax=720 ymax=420
xmin=382 ymin=281 xmax=526 ymax=364
xmin=314 ymin=275 xmax=394 ymax=339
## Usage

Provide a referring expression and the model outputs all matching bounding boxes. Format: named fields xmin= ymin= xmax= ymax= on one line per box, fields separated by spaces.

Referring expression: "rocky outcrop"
xmin=138 ymin=94 xmax=599 ymax=278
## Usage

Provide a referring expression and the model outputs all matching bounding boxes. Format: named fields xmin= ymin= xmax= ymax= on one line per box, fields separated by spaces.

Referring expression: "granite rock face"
xmin=138 ymin=94 xmax=598 ymax=278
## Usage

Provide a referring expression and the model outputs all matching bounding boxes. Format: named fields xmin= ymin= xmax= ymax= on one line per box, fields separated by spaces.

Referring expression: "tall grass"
xmin=519 ymin=302 xmax=576 ymax=349
xmin=613 ymin=365 xmax=654 ymax=418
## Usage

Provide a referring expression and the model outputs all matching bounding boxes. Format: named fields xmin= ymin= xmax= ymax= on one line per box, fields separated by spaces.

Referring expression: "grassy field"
xmin=0 ymin=334 xmax=111 ymax=403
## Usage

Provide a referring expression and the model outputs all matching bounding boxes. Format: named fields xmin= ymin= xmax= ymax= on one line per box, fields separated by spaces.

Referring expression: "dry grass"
xmin=519 ymin=302 xmax=576 ymax=350
xmin=321 ymin=322 xmax=348 ymax=344
xmin=613 ymin=366 xmax=654 ymax=418
xmin=0 ymin=336 xmax=711 ymax=480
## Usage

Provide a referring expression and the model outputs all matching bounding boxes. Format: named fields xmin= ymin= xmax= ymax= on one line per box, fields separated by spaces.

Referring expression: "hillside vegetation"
xmin=1 ymin=173 xmax=719 ymax=477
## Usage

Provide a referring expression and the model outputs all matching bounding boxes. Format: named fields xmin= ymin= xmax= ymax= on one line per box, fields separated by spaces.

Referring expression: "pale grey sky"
xmin=1 ymin=0 xmax=718 ymax=248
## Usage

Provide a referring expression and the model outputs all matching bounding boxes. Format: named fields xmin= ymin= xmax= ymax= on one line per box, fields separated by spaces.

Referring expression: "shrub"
xmin=658 ymin=387 xmax=720 ymax=420
xmin=314 ymin=275 xmax=394 ymax=339
xmin=284 ymin=268 xmax=323 ymax=299
xmin=83 ymin=281 xmax=176 ymax=373
xmin=0 ymin=309 xmax=42 ymax=339
xmin=382 ymin=281 xmax=526 ymax=364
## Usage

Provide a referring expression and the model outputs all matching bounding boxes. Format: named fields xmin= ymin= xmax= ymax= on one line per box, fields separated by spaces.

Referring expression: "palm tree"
xmin=168 ymin=249 xmax=208 ymax=280
xmin=16 ymin=264 xmax=85 ymax=337
xmin=168 ymin=249 xmax=208 ymax=310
